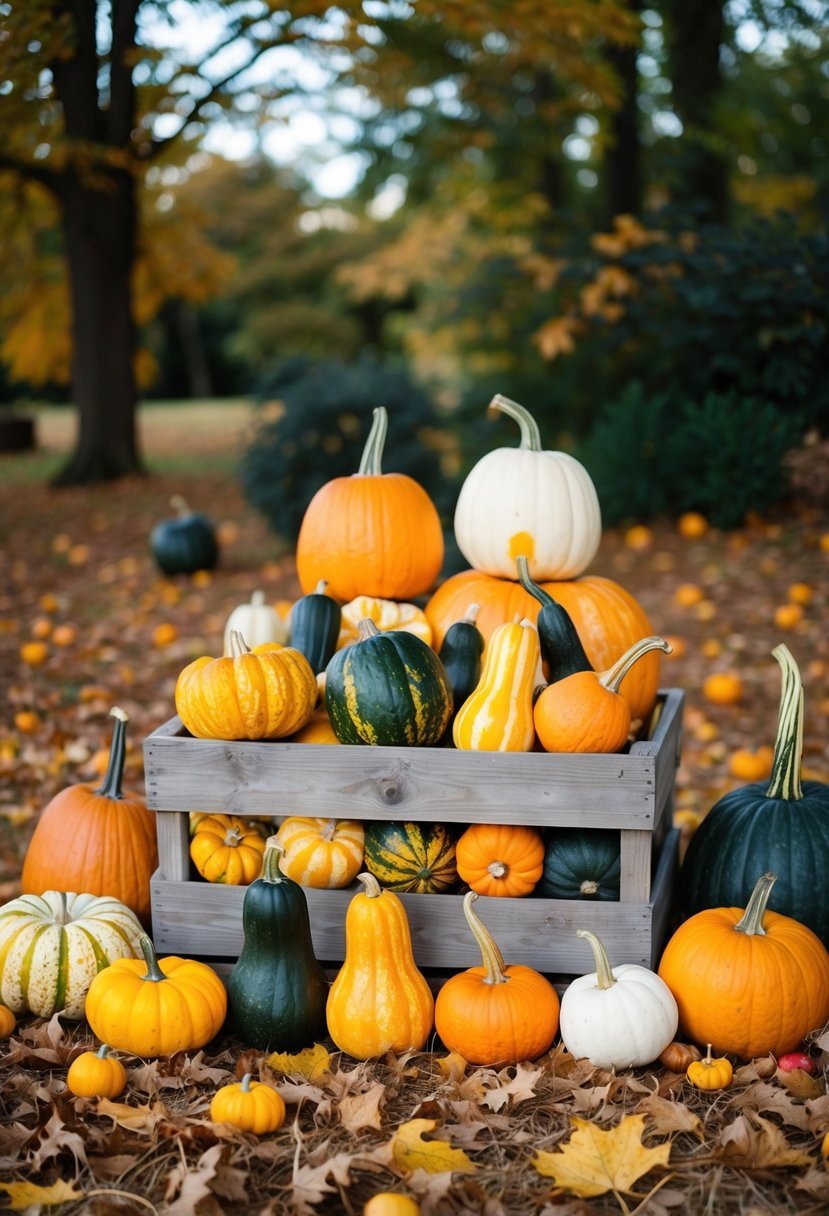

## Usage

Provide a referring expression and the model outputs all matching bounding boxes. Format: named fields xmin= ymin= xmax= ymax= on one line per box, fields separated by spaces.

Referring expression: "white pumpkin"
xmin=223 ymin=590 xmax=288 ymax=654
xmin=559 ymin=929 xmax=678 ymax=1068
xmin=0 ymin=890 xmax=145 ymax=1019
xmin=453 ymin=394 xmax=602 ymax=582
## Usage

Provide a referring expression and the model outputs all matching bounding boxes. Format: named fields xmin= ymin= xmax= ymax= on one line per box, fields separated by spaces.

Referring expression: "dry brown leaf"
xmin=391 ymin=1118 xmax=477 ymax=1175
xmin=715 ymin=1111 xmax=815 ymax=1168
xmin=481 ymin=1062 xmax=543 ymax=1112
xmin=268 ymin=1043 xmax=331 ymax=1082
xmin=731 ymin=1082 xmax=814 ymax=1132
xmin=338 ymin=1082 xmax=386 ymax=1132
xmin=638 ymin=1093 xmax=705 ymax=1139
xmin=569 ymin=1080 xmax=615 ymax=1118
xmin=436 ymin=1051 xmax=468 ymax=1083
xmin=88 ymin=1153 xmax=141 ymax=1180
xmin=96 ymin=1097 xmax=168 ymax=1134
xmin=532 ymin=1114 xmax=671 ymax=1199
xmin=291 ymin=1147 xmax=355 ymax=1216
xmin=30 ymin=1108 xmax=89 ymax=1171
xmin=163 ymin=1142 xmax=226 ymax=1214
xmin=776 ymin=1068 xmax=825 ymax=1100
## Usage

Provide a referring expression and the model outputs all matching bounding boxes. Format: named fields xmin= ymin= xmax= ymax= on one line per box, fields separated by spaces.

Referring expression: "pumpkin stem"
xmin=357 ymin=871 xmax=382 ymax=898
xmin=516 ymin=555 xmax=556 ymax=608
xmin=463 ymin=603 xmax=481 ymax=624
xmin=56 ymin=892 xmax=69 ymax=926
xmin=138 ymin=935 xmax=167 ymax=983
xmin=169 ymin=494 xmax=191 ymax=516
xmin=96 ymin=1043 xmax=113 ymax=1060
xmin=488 ymin=394 xmax=542 ymax=452
xmin=463 ymin=891 xmax=508 ymax=985
xmin=487 ymin=861 xmax=508 ymax=879
xmin=262 ymin=839 xmax=288 ymax=884
xmin=734 ymin=872 xmax=776 ymax=938
xmin=250 ymin=590 xmax=266 ymax=607
xmin=703 ymin=1043 xmax=714 ymax=1065
xmin=321 ymin=818 xmax=338 ymax=842
xmin=576 ymin=928 xmax=616 ymax=991
xmin=313 ymin=580 xmax=329 ymax=595
xmin=240 ymin=1073 xmax=253 ymax=1092
xmin=94 ymin=707 xmax=129 ymax=800
xmin=357 ymin=618 xmax=382 ymax=642
xmin=600 ymin=636 xmax=672 ymax=695
xmin=357 ymin=406 xmax=388 ymax=476
xmin=580 ymin=880 xmax=599 ymax=897
xmin=766 ymin=644 xmax=804 ymax=802
xmin=229 ymin=630 xmax=252 ymax=659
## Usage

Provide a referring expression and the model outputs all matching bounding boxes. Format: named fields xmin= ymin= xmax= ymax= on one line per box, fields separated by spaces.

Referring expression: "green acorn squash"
xmin=325 ymin=618 xmax=452 ymax=746
xmin=290 ymin=579 xmax=342 ymax=674
xmin=227 ymin=839 xmax=329 ymax=1051
xmin=680 ymin=644 xmax=829 ymax=946
xmin=536 ymin=827 xmax=621 ymax=900
xmin=364 ymin=821 xmax=459 ymax=893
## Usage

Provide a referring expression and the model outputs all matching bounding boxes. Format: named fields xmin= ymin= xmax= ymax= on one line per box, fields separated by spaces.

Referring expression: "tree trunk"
xmin=51 ymin=166 xmax=144 ymax=485
xmin=605 ymin=1 xmax=643 ymax=219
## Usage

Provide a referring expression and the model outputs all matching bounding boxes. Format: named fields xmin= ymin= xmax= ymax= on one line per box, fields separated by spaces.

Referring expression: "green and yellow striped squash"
xmin=364 ymin=822 xmax=459 ymax=893
xmin=325 ymin=618 xmax=452 ymax=747
xmin=0 ymin=890 xmax=144 ymax=1019
xmin=453 ymin=617 xmax=540 ymax=752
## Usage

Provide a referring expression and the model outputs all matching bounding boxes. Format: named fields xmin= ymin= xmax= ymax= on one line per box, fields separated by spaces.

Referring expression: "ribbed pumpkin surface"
xmin=364 ymin=822 xmax=458 ymax=893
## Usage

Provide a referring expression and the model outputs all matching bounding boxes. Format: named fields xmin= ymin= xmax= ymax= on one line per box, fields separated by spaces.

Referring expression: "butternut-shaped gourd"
xmin=453 ymin=618 xmax=540 ymax=752
xmin=326 ymin=873 xmax=434 ymax=1059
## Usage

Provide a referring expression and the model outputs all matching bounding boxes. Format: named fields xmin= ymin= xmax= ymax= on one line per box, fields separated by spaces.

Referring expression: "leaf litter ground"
xmin=1 ymin=415 xmax=829 ymax=1213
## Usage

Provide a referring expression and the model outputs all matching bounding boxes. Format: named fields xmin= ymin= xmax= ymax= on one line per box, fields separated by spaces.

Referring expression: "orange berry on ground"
xmin=702 ymin=672 xmax=744 ymax=706
xmin=774 ymin=603 xmax=804 ymax=631
xmin=787 ymin=583 xmax=813 ymax=605
xmin=31 ymin=618 xmax=53 ymax=639
xmin=728 ymin=746 xmax=774 ymax=782
xmin=678 ymin=512 xmax=709 ymax=540
xmin=14 ymin=711 xmax=41 ymax=734
xmin=624 ymin=524 xmax=654 ymax=551
xmin=701 ymin=639 xmax=722 ymax=659
xmin=52 ymin=624 xmax=77 ymax=647
xmin=152 ymin=623 xmax=179 ymax=647
xmin=39 ymin=593 xmax=60 ymax=613
xmin=674 ymin=583 xmax=705 ymax=607
xmin=20 ymin=641 xmax=49 ymax=666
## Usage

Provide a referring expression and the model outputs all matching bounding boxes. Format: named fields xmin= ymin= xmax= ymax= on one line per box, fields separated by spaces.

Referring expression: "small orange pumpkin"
xmin=66 ymin=1043 xmax=128 ymax=1099
xmin=455 ymin=824 xmax=544 ymax=898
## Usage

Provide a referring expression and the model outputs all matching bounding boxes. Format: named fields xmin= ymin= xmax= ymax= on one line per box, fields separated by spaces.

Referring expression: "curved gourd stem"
xmin=229 ymin=630 xmax=252 ymax=658
xmin=462 ymin=604 xmax=481 ymax=624
xmin=240 ymin=1073 xmax=253 ymax=1093
xmin=600 ymin=637 xmax=672 ymax=695
xmin=357 ymin=618 xmax=382 ymax=642
xmin=488 ymin=395 xmax=542 ymax=452
xmin=516 ymin=555 xmax=556 ymax=609
xmin=96 ymin=1043 xmax=113 ymax=1060
xmin=357 ymin=871 xmax=382 ymax=898
xmin=138 ymin=935 xmax=167 ymax=983
xmin=576 ymin=928 xmax=617 ymax=991
xmin=94 ymin=707 xmax=129 ymax=800
xmin=357 ymin=407 xmax=388 ymax=475
xmin=169 ymin=495 xmax=191 ymax=516
xmin=766 ymin=644 xmax=804 ymax=802
xmin=262 ymin=839 xmax=288 ymax=884
xmin=321 ymin=819 xmax=338 ymax=841
xmin=734 ymin=872 xmax=776 ymax=938
xmin=312 ymin=580 xmax=329 ymax=595
xmin=463 ymin=892 xmax=507 ymax=985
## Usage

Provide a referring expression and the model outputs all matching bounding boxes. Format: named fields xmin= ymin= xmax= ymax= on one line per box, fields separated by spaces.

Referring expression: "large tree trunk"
xmin=605 ymin=0 xmax=643 ymax=219
xmin=52 ymin=167 xmax=144 ymax=485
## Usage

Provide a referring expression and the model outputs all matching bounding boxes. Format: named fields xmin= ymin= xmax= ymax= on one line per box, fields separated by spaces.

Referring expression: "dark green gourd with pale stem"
xmin=516 ymin=555 xmax=592 ymax=681
xmin=537 ymin=827 xmax=621 ymax=901
xmin=437 ymin=604 xmax=484 ymax=720
xmin=289 ymin=579 xmax=342 ymax=674
xmin=228 ymin=841 xmax=328 ymax=1051
xmin=680 ymin=644 xmax=829 ymax=945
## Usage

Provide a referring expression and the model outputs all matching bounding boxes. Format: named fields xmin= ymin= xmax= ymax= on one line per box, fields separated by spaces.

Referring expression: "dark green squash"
xmin=438 ymin=604 xmax=484 ymax=721
xmin=325 ymin=618 xmax=452 ymax=746
xmin=516 ymin=555 xmax=592 ymax=681
xmin=227 ymin=841 xmax=328 ymax=1051
xmin=364 ymin=821 xmax=458 ymax=893
xmin=290 ymin=579 xmax=342 ymax=674
xmin=150 ymin=495 xmax=218 ymax=576
xmin=537 ymin=827 xmax=621 ymax=900
xmin=680 ymin=644 xmax=829 ymax=946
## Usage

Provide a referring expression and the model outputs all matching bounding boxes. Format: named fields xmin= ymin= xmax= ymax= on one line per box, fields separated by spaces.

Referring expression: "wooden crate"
xmin=143 ymin=688 xmax=683 ymax=978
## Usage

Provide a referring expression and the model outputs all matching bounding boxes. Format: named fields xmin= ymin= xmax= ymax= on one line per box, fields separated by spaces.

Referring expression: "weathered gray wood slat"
xmin=156 ymin=811 xmax=190 ymax=882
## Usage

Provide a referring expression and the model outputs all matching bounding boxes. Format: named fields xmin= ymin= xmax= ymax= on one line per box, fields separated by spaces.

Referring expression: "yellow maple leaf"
xmin=0 ymin=1180 xmax=83 ymax=1210
xmin=533 ymin=1115 xmax=671 ymax=1199
xmin=268 ymin=1042 xmax=331 ymax=1082
xmin=436 ymin=1051 xmax=468 ymax=1083
xmin=391 ymin=1118 xmax=477 ymax=1175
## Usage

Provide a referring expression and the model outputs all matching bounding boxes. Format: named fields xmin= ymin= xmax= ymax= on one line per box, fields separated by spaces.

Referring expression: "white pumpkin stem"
xmin=576 ymin=928 xmax=616 ymax=990
xmin=734 ymin=872 xmax=776 ymax=937
xmin=250 ymin=590 xmax=266 ymax=607
xmin=463 ymin=891 xmax=508 ymax=985
xmin=357 ymin=406 xmax=388 ymax=476
xmin=169 ymin=495 xmax=190 ymax=516
xmin=229 ymin=630 xmax=252 ymax=659
xmin=766 ymin=644 xmax=804 ymax=802
xmin=488 ymin=394 xmax=542 ymax=452
xmin=357 ymin=871 xmax=383 ymax=898
xmin=600 ymin=636 xmax=672 ymax=695
xmin=487 ymin=860 xmax=508 ymax=879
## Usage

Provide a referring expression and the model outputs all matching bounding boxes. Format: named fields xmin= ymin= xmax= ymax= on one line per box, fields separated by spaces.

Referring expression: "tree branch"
xmin=0 ymin=152 xmax=61 ymax=195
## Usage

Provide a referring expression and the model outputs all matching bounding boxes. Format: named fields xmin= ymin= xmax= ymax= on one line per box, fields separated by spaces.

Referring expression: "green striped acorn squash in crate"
xmin=363 ymin=821 xmax=459 ymax=894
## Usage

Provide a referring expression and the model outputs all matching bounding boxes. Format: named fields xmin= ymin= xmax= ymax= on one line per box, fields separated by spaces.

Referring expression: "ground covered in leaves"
xmin=2 ymin=408 xmax=829 ymax=1214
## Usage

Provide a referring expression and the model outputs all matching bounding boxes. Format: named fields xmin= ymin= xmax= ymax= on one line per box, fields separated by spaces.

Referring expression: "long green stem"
xmin=357 ymin=407 xmax=388 ymax=475
xmin=766 ymin=644 xmax=804 ymax=802
xmin=734 ymin=872 xmax=776 ymax=937
xmin=262 ymin=839 xmax=287 ymax=884
xmin=488 ymin=395 xmax=542 ymax=451
xmin=576 ymin=928 xmax=616 ymax=990
xmin=95 ymin=707 xmax=128 ymax=800
xmin=139 ymin=935 xmax=167 ymax=983
xmin=600 ymin=637 xmax=671 ymax=695
xmin=463 ymin=892 xmax=507 ymax=985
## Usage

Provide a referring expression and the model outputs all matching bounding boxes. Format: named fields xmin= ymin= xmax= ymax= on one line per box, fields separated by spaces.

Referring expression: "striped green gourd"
xmin=364 ymin=821 xmax=459 ymax=893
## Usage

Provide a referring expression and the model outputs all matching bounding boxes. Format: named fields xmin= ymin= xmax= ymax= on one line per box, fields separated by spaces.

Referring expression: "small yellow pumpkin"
xmin=209 ymin=1073 xmax=286 ymax=1134
xmin=273 ymin=817 xmax=365 ymax=889
xmin=364 ymin=1196 xmax=421 ymax=1216
xmin=686 ymin=1043 xmax=733 ymax=1091
xmin=190 ymin=814 xmax=266 ymax=885
xmin=66 ymin=1043 xmax=128 ymax=1099
xmin=337 ymin=596 xmax=432 ymax=649
xmin=0 ymin=1004 xmax=16 ymax=1038
xmin=453 ymin=618 xmax=540 ymax=752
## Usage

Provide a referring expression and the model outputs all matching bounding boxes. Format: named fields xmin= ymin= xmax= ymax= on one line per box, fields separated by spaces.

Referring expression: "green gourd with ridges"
xmin=437 ymin=604 xmax=484 ymax=720
xmin=227 ymin=840 xmax=329 ymax=1051
xmin=516 ymin=555 xmax=592 ymax=681
xmin=289 ymin=579 xmax=342 ymax=675
xmin=680 ymin=644 xmax=829 ymax=946
xmin=325 ymin=618 xmax=452 ymax=746
xmin=364 ymin=822 xmax=459 ymax=893
xmin=537 ymin=828 xmax=621 ymax=900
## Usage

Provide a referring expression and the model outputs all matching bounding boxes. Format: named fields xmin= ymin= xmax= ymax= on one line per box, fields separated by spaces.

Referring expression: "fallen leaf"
xmin=715 ymin=1111 xmax=814 ymax=1168
xmin=436 ymin=1051 xmax=468 ymax=1083
xmin=268 ymin=1043 xmax=331 ymax=1082
xmin=337 ymin=1081 xmax=386 ymax=1132
xmin=30 ymin=1108 xmax=88 ymax=1170
xmin=481 ymin=1063 xmax=543 ymax=1112
xmin=638 ymin=1093 xmax=705 ymax=1139
xmin=532 ymin=1114 xmax=671 ymax=1198
xmin=731 ymin=1082 xmax=813 ymax=1132
xmin=291 ymin=1148 xmax=355 ymax=1216
xmin=163 ymin=1142 xmax=224 ymax=1214
xmin=96 ymin=1098 xmax=168 ymax=1134
xmin=391 ymin=1118 xmax=477 ymax=1175
xmin=776 ymin=1067 xmax=825 ymax=1100
xmin=0 ymin=1179 xmax=83 ymax=1210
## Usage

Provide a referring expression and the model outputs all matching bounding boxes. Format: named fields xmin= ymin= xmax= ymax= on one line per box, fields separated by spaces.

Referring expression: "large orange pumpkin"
xmin=425 ymin=569 xmax=659 ymax=723
xmin=295 ymin=406 xmax=444 ymax=602
xmin=20 ymin=708 xmax=158 ymax=925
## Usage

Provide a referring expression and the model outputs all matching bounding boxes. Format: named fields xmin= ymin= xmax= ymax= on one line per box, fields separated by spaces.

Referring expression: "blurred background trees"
xmin=1 ymin=0 xmax=826 ymax=532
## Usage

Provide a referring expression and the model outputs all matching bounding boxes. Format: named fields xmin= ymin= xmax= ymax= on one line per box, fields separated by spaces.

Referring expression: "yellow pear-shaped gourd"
xmin=326 ymin=873 xmax=434 ymax=1059
xmin=452 ymin=618 xmax=540 ymax=752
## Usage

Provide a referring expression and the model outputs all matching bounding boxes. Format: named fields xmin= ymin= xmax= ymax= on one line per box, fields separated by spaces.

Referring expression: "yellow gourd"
xmin=453 ymin=618 xmax=540 ymax=752
xmin=326 ymin=873 xmax=434 ymax=1059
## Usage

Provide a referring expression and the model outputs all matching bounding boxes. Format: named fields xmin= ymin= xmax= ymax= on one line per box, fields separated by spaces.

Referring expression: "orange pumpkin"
xmin=295 ymin=406 xmax=444 ymax=602
xmin=455 ymin=824 xmax=544 ymax=898
xmin=425 ymin=569 xmax=659 ymax=723
xmin=20 ymin=708 xmax=158 ymax=925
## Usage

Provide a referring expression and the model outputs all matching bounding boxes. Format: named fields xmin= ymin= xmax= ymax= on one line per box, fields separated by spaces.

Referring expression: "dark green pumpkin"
xmin=364 ymin=821 xmax=458 ymax=893
xmin=438 ymin=604 xmax=484 ymax=720
xmin=325 ymin=618 xmax=452 ymax=746
xmin=290 ymin=579 xmax=342 ymax=674
xmin=680 ymin=644 xmax=829 ymax=946
xmin=537 ymin=827 xmax=621 ymax=900
xmin=516 ymin=555 xmax=592 ymax=681
xmin=150 ymin=495 xmax=218 ymax=576
xmin=227 ymin=842 xmax=328 ymax=1051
